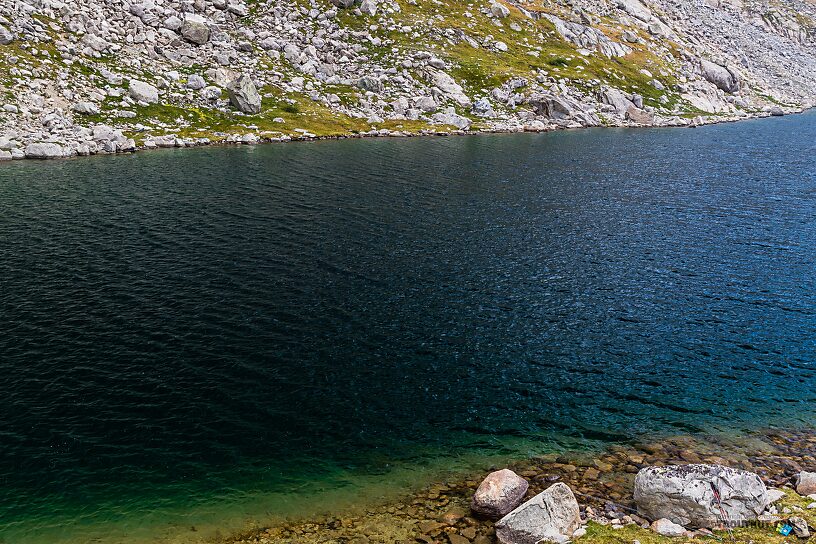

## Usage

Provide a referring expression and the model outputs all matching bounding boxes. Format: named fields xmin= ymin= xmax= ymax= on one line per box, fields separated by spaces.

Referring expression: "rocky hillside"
xmin=0 ymin=0 xmax=814 ymax=159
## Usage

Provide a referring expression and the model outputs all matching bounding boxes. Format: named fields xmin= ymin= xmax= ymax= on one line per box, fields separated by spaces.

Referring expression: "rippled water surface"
xmin=2 ymin=114 xmax=816 ymax=542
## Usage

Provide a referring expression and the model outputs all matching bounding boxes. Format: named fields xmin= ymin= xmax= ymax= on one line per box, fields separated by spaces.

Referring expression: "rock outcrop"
xmin=634 ymin=464 xmax=769 ymax=529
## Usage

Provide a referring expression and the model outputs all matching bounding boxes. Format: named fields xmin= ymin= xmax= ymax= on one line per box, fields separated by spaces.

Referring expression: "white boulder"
xmin=496 ymin=483 xmax=581 ymax=544
xmin=25 ymin=143 xmax=71 ymax=159
xmin=490 ymin=1 xmax=510 ymax=18
xmin=129 ymin=79 xmax=159 ymax=104
xmin=651 ymin=518 xmax=687 ymax=536
xmin=634 ymin=464 xmax=768 ymax=529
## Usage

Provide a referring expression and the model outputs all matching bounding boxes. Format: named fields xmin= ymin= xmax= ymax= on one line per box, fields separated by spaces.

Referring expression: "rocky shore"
xmin=223 ymin=430 xmax=816 ymax=544
xmin=1 ymin=0 xmax=815 ymax=161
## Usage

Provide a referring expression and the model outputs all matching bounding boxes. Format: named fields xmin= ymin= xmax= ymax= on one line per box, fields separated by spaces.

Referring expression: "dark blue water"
xmin=2 ymin=113 xmax=816 ymax=542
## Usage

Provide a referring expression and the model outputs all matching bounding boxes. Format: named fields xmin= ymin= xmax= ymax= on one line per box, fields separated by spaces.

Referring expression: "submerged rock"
xmin=634 ymin=464 xmax=768 ymax=528
xmin=471 ymin=469 xmax=529 ymax=519
xmin=496 ymin=483 xmax=581 ymax=544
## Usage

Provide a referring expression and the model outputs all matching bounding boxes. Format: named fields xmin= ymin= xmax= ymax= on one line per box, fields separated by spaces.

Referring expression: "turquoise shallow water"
xmin=1 ymin=113 xmax=816 ymax=543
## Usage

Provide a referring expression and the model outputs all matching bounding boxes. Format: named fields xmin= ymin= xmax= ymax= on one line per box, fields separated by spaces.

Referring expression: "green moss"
xmin=85 ymin=86 xmax=445 ymax=143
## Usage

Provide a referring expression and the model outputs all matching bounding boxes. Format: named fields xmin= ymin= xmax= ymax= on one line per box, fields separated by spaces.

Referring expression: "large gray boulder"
xmin=496 ymin=483 xmax=581 ymax=544
xmin=431 ymin=108 xmax=471 ymax=130
xmin=700 ymin=60 xmax=740 ymax=93
xmin=528 ymin=93 xmax=574 ymax=120
xmin=227 ymin=74 xmax=261 ymax=114
xmin=427 ymin=69 xmax=471 ymax=108
xmin=357 ymin=76 xmax=383 ymax=93
xmin=490 ymin=1 xmax=510 ymax=18
xmin=599 ymin=86 xmax=634 ymax=115
xmin=129 ymin=79 xmax=159 ymax=104
xmin=25 ymin=143 xmax=71 ymax=159
xmin=181 ymin=14 xmax=210 ymax=45
xmin=634 ymin=464 xmax=768 ymax=529
xmin=0 ymin=25 xmax=14 ymax=45
xmin=359 ymin=0 xmax=378 ymax=15
xmin=471 ymin=469 xmax=529 ymax=519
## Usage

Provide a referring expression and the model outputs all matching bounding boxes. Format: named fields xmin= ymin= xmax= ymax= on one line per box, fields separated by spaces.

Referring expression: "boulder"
xmin=528 ymin=93 xmax=574 ymax=120
xmin=25 ymin=143 xmax=70 ymax=159
xmin=72 ymin=101 xmax=100 ymax=115
xmin=496 ymin=483 xmax=581 ymax=544
xmin=472 ymin=97 xmax=495 ymax=117
xmin=700 ymin=60 xmax=740 ymax=93
xmin=330 ymin=0 xmax=357 ymax=7
xmin=625 ymin=105 xmax=654 ymax=125
xmin=769 ymin=106 xmax=785 ymax=116
xmin=471 ymin=469 xmax=529 ymax=519
xmin=81 ymin=33 xmax=110 ymax=53
xmin=599 ymin=87 xmax=633 ymax=115
xmin=0 ymin=25 xmax=14 ymax=45
xmin=163 ymin=15 xmax=182 ymax=31
xmin=129 ymin=79 xmax=159 ymax=104
xmin=227 ymin=74 xmax=261 ymax=114
xmin=796 ymin=472 xmax=816 ymax=495
xmin=186 ymin=75 xmax=207 ymax=90
xmin=359 ymin=0 xmax=378 ymax=15
xmin=181 ymin=14 xmax=211 ymax=45
xmin=357 ymin=76 xmax=383 ymax=93
xmin=789 ymin=516 xmax=810 ymax=538
xmin=490 ymin=2 xmax=510 ymax=18
xmin=634 ymin=464 xmax=768 ymax=529
xmin=767 ymin=489 xmax=786 ymax=504
xmin=651 ymin=518 xmax=687 ymax=536
xmin=431 ymin=109 xmax=471 ymax=130
xmin=427 ymin=69 xmax=471 ymax=107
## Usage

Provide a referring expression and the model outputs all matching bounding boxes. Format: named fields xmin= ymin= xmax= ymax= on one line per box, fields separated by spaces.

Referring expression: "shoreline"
xmin=0 ymin=105 xmax=808 ymax=164
xmin=222 ymin=427 xmax=816 ymax=544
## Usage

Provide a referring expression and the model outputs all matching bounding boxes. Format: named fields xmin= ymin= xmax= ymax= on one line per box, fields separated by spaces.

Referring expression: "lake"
xmin=1 ymin=113 xmax=815 ymax=543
